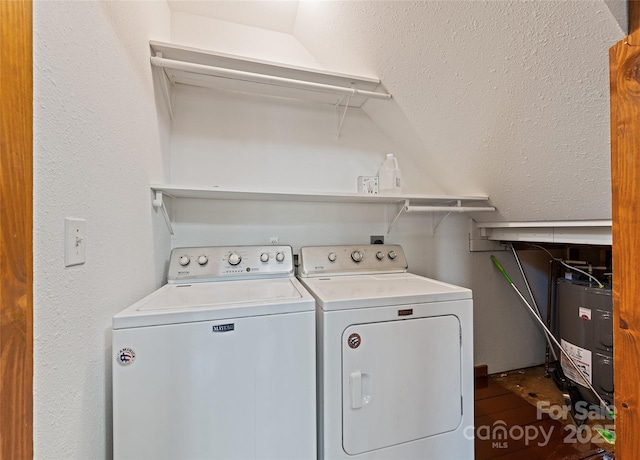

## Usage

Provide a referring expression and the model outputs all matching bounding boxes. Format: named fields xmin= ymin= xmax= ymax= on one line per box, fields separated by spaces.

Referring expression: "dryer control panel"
xmin=298 ymin=245 xmax=408 ymax=277
xmin=167 ymin=245 xmax=294 ymax=283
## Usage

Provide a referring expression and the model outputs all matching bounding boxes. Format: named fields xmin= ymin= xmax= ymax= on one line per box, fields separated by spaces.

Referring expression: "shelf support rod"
xmin=152 ymin=191 xmax=174 ymax=235
xmin=150 ymin=56 xmax=393 ymax=101
xmin=402 ymin=198 xmax=496 ymax=235
xmin=404 ymin=205 xmax=496 ymax=213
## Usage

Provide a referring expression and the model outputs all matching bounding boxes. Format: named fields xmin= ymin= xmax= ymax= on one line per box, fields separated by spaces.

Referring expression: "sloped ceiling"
xmin=167 ymin=0 xmax=299 ymax=34
xmin=168 ymin=0 xmax=625 ymax=222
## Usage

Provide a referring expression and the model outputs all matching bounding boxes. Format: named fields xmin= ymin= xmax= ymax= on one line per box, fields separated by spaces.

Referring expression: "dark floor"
xmin=475 ymin=366 xmax=615 ymax=459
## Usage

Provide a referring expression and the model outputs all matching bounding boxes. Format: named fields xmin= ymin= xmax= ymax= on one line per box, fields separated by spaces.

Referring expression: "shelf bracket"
xmin=387 ymin=200 xmax=409 ymax=235
xmin=153 ymin=52 xmax=175 ymax=120
xmin=335 ymin=93 xmax=352 ymax=139
xmin=430 ymin=211 xmax=452 ymax=236
xmin=152 ymin=191 xmax=174 ymax=235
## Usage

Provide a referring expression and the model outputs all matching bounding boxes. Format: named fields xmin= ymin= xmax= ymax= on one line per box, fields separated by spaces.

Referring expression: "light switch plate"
xmin=65 ymin=218 xmax=86 ymax=266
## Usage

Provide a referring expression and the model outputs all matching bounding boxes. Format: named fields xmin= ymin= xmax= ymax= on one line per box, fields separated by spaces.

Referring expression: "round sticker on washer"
xmin=348 ymin=333 xmax=361 ymax=349
xmin=117 ymin=347 xmax=136 ymax=366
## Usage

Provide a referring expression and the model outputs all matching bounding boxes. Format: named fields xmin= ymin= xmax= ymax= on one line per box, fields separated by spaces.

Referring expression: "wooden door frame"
xmin=0 ymin=0 xmax=34 ymax=458
xmin=610 ymin=2 xmax=640 ymax=457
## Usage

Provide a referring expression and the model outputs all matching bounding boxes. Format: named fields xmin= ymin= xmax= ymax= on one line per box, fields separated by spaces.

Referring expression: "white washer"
xmin=112 ymin=245 xmax=316 ymax=460
xmin=298 ymin=245 xmax=474 ymax=460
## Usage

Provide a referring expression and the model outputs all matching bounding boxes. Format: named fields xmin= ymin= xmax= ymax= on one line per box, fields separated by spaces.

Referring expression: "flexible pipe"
xmin=510 ymin=244 xmax=558 ymax=361
xmin=525 ymin=244 xmax=604 ymax=288
xmin=545 ymin=259 xmax=555 ymax=376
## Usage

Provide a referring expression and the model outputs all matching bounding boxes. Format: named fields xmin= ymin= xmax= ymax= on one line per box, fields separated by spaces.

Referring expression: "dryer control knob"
xmin=275 ymin=252 xmax=285 ymax=262
xmin=197 ymin=255 xmax=208 ymax=266
xmin=260 ymin=252 xmax=270 ymax=262
xmin=228 ymin=253 xmax=242 ymax=265
xmin=179 ymin=256 xmax=190 ymax=266
xmin=351 ymin=251 xmax=363 ymax=263
xmin=328 ymin=252 xmax=337 ymax=262
xmin=376 ymin=251 xmax=385 ymax=260
xmin=388 ymin=251 xmax=397 ymax=260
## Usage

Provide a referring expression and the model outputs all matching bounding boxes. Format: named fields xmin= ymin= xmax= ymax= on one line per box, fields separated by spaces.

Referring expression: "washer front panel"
xmin=113 ymin=309 xmax=316 ymax=459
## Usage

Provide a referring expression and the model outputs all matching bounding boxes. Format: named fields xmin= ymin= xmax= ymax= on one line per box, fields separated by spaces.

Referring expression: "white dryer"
xmin=298 ymin=245 xmax=474 ymax=460
xmin=112 ymin=246 xmax=316 ymax=460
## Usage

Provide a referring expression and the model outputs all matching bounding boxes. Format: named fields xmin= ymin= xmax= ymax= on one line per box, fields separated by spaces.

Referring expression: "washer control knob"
xmin=197 ymin=255 xmax=208 ymax=266
xmin=275 ymin=252 xmax=285 ymax=262
xmin=328 ymin=252 xmax=337 ymax=262
xmin=388 ymin=251 xmax=397 ymax=260
xmin=376 ymin=251 xmax=385 ymax=260
xmin=179 ymin=256 xmax=190 ymax=266
xmin=351 ymin=251 xmax=363 ymax=263
xmin=260 ymin=252 xmax=270 ymax=262
xmin=228 ymin=253 xmax=242 ymax=266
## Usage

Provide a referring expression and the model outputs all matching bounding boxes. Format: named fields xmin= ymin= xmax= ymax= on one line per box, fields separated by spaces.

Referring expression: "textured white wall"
xmin=295 ymin=0 xmax=624 ymax=221
xmin=170 ymin=85 xmax=443 ymax=195
xmin=33 ymin=1 xmax=171 ymax=458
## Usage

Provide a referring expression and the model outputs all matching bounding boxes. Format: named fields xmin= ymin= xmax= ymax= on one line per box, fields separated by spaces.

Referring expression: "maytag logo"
xmin=212 ymin=323 xmax=235 ymax=333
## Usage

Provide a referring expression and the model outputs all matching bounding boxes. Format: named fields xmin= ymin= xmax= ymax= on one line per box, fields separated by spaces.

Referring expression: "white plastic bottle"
xmin=377 ymin=153 xmax=402 ymax=194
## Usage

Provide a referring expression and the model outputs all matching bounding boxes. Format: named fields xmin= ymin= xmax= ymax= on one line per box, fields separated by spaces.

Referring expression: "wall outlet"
xmin=370 ymin=235 xmax=384 ymax=244
xmin=65 ymin=218 xmax=86 ymax=266
xmin=269 ymin=236 xmax=279 ymax=245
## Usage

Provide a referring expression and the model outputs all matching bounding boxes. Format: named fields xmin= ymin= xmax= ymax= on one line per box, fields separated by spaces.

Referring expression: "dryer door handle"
xmin=350 ymin=371 xmax=362 ymax=409
xmin=349 ymin=371 xmax=371 ymax=409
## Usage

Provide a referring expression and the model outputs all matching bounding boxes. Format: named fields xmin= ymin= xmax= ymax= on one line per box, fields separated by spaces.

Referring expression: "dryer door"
xmin=342 ymin=315 xmax=462 ymax=455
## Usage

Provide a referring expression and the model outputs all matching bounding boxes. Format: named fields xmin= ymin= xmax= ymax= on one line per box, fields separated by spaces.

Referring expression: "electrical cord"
xmin=525 ymin=243 xmax=605 ymax=288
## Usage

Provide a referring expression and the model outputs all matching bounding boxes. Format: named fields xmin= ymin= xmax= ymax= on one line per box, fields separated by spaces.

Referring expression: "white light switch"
xmin=65 ymin=218 xmax=86 ymax=266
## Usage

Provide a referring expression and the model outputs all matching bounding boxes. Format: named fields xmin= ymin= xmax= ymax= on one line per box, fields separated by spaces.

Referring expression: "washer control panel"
xmin=298 ymin=245 xmax=407 ymax=277
xmin=167 ymin=245 xmax=293 ymax=283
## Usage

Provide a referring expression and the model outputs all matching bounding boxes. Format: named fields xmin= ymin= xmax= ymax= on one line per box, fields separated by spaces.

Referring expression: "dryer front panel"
xmin=341 ymin=315 xmax=462 ymax=455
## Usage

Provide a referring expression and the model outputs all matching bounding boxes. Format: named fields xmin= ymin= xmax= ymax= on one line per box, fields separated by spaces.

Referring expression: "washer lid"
xmin=298 ymin=273 xmax=471 ymax=311
xmin=113 ymin=277 xmax=314 ymax=329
